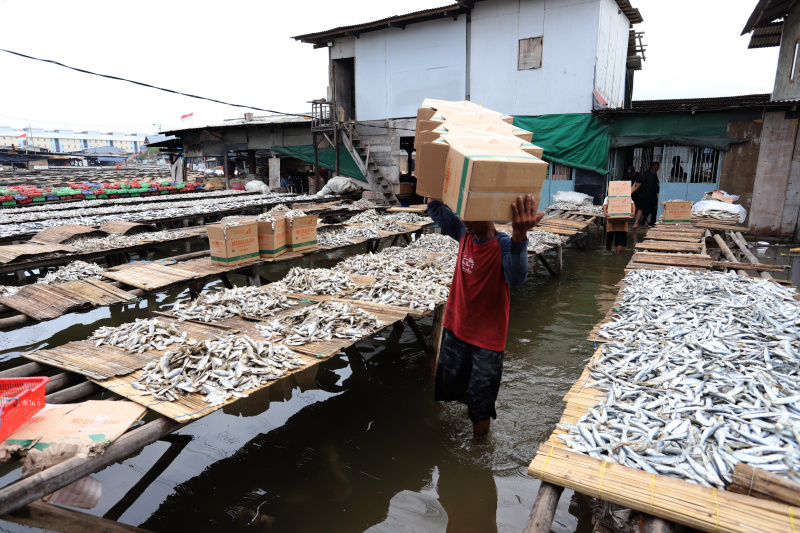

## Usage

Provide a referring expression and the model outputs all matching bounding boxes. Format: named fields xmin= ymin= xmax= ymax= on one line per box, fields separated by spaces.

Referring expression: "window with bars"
xmin=548 ymin=162 xmax=572 ymax=180
xmin=632 ymin=145 xmax=720 ymax=184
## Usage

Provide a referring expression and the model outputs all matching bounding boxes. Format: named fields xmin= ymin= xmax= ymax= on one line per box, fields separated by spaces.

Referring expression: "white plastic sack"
xmin=245 ymin=180 xmax=270 ymax=193
xmin=692 ymin=200 xmax=747 ymax=223
xmin=553 ymin=191 xmax=594 ymax=206
xmin=317 ymin=176 xmax=362 ymax=196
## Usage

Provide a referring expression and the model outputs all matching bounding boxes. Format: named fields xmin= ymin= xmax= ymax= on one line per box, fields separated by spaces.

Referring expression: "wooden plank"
xmin=2 ymin=501 xmax=156 ymax=533
xmin=0 ymin=243 xmax=76 ymax=264
xmin=710 ymin=261 xmax=787 ymax=272
xmin=57 ymin=279 xmax=138 ymax=307
xmin=101 ymin=262 xmax=200 ymax=290
xmin=729 ymin=231 xmax=773 ymax=280
xmin=631 ymin=252 xmax=712 ymax=268
xmin=523 ymin=482 xmax=564 ymax=533
xmin=635 ymin=241 xmax=704 ymax=253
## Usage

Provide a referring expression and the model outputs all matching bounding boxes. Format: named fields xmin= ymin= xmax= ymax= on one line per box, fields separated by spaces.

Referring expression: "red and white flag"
xmin=181 ymin=113 xmax=193 ymax=122
xmin=16 ymin=133 xmax=26 ymax=139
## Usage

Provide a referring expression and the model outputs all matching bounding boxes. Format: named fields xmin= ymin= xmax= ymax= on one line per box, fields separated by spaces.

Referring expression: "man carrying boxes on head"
xmin=604 ymin=180 xmax=635 ymax=255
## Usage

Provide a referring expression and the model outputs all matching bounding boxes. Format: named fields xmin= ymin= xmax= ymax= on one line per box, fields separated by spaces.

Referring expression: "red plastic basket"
xmin=0 ymin=377 xmax=49 ymax=442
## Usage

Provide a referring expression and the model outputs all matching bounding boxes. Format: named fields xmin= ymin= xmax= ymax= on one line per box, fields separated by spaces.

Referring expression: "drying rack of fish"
xmin=376 ymin=246 xmax=432 ymax=265
xmin=350 ymin=277 xmax=449 ymax=311
xmin=283 ymin=209 xmax=308 ymax=225
xmin=63 ymin=230 xmax=191 ymax=253
xmin=268 ymin=203 xmax=290 ymax=212
xmin=132 ymin=335 xmax=307 ymax=405
xmin=548 ymin=202 xmax=604 ymax=215
xmin=385 ymin=212 xmax=427 ymax=224
xmin=38 ymin=260 xmax=105 ymax=284
xmin=316 ymin=228 xmax=356 ymax=248
xmin=171 ymin=286 xmax=296 ymax=322
xmin=500 ymin=229 xmax=567 ymax=253
xmin=91 ymin=318 xmax=192 ymax=353
xmin=406 ymin=233 xmax=460 ymax=255
xmin=347 ymin=209 xmax=386 ymax=225
xmin=341 ymin=226 xmax=381 ymax=240
xmin=348 ymin=199 xmax=379 ymax=210
xmin=335 ymin=253 xmax=452 ymax=286
xmin=256 ymin=301 xmax=384 ymax=345
xmin=559 ymin=268 xmax=800 ymax=488
xmin=0 ymin=193 xmax=331 ymax=238
xmin=271 ymin=267 xmax=357 ymax=296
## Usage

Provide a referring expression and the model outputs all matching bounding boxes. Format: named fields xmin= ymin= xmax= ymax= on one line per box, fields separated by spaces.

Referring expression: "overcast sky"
xmin=0 ymin=0 xmax=780 ymax=134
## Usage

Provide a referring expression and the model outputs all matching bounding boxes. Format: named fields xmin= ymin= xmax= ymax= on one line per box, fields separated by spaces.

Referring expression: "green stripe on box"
xmin=210 ymin=251 xmax=260 ymax=263
xmin=663 ymin=219 xmax=691 ymax=223
xmin=259 ymin=244 xmax=288 ymax=255
xmin=455 ymin=155 xmax=535 ymax=216
xmin=290 ymin=239 xmax=318 ymax=248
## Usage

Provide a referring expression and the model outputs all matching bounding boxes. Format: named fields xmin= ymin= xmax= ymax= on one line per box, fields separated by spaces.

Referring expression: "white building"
xmin=0 ymin=127 xmax=148 ymax=154
xmin=295 ymin=0 xmax=642 ymax=184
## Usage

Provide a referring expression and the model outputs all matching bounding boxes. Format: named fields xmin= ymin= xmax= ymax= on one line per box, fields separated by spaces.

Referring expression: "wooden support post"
xmin=246 ymin=267 xmax=261 ymax=287
xmin=523 ymin=482 xmax=564 ymax=533
xmin=712 ymin=233 xmax=748 ymax=276
xmin=557 ymin=245 xmax=563 ymax=275
xmin=219 ymin=275 xmax=234 ymax=290
xmin=427 ymin=303 xmax=445 ymax=377
xmin=43 ymin=373 xmax=83 ymax=395
xmin=389 ymin=234 xmax=401 ymax=248
xmin=46 ymin=381 xmax=104 ymax=404
xmin=405 ymin=316 xmax=432 ymax=355
xmin=14 ymin=269 xmax=25 ymax=283
xmin=188 ymin=280 xmax=206 ymax=300
xmin=2 ymin=501 xmax=156 ymax=533
xmin=401 ymin=232 xmax=412 ymax=244
xmin=0 ymin=418 xmax=182 ymax=517
xmin=536 ymin=253 xmax=559 ymax=278
xmin=343 ymin=345 xmax=368 ymax=379
xmin=642 ymin=516 xmax=674 ymax=533
xmin=729 ymin=231 xmax=773 ymax=280
xmin=0 ymin=362 xmax=47 ymax=378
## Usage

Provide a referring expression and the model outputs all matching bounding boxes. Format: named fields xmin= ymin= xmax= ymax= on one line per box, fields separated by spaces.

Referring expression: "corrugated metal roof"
xmin=742 ymin=0 xmax=792 ymax=35
xmin=162 ymin=114 xmax=311 ymax=136
xmin=294 ymin=0 xmax=641 ymax=43
xmin=748 ymin=21 xmax=783 ymax=48
xmin=596 ymin=94 xmax=774 ymax=114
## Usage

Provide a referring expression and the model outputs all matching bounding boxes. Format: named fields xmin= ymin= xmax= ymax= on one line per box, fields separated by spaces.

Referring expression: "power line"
xmin=0 ymin=48 xmax=308 ymax=118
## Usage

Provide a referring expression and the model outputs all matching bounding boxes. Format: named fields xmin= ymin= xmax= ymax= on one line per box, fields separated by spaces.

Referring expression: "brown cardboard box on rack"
xmin=606 ymin=218 xmax=630 ymax=232
xmin=285 ymin=214 xmax=319 ymax=251
xmin=207 ymin=220 xmax=259 ymax=265
xmin=661 ymin=200 xmax=693 ymax=223
xmin=257 ymin=213 xmax=287 ymax=258
xmin=441 ymin=137 xmax=547 ymax=221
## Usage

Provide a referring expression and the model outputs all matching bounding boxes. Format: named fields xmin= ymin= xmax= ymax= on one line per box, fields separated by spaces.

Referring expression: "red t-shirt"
xmin=443 ymin=234 xmax=510 ymax=351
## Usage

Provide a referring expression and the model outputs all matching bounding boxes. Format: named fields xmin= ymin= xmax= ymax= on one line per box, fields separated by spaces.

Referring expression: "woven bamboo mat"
xmin=30 ymin=225 xmax=106 ymax=244
xmin=528 ymin=350 xmax=796 ymax=533
xmin=102 ymin=262 xmax=200 ymax=290
xmin=631 ymin=252 xmax=712 ymax=269
xmin=634 ymin=241 xmax=704 ymax=253
xmin=23 ymin=340 xmax=156 ymax=380
xmin=0 ymin=243 xmax=76 ymax=264
xmin=55 ymin=279 xmax=137 ymax=307
xmin=99 ymin=221 xmax=156 ymax=235
xmin=0 ymin=284 xmax=84 ymax=320
xmin=387 ymin=204 xmax=427 ymax=214
xmin=91 ymin=349 xmax=320 ymax=422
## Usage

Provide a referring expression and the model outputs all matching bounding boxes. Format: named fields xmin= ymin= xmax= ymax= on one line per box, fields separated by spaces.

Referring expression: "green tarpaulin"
xmin=607 ymin=112 xmax=741 ymax=150
xmin=512 ymin=114 xmax=611 ymax=175
xmin=271 ymin=144 xmax=367 ymax=182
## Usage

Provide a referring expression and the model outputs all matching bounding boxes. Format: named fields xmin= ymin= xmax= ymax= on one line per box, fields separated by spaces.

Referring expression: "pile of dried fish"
xmin=283 ymin=209 xmax=307 ymax=226
xmin=38 ymin=260 xmax=104 ymax=284
xmin=132 ymin=335 xmax=307 ymax=405
xmin=560 ymin=268 xmax=800 ymax=487
xmin=257 ymin=301 xmax=383 ymax=345
xmin=386 ymin=212 xmax=427 ymax=224
xmin=91 ymin=318 xmax=192 ymax=353
xmin=351 ymin=277 xmax=448 ymax=310
xmin=172 ymin=287 xmax=295 ymax=322
xmin=548 ymin=202 xmax=603 ymax=214
xmin=501 ymin=229 xmax=566 ymax=253
xmin=371 ymin=219 xmax=409 ymax=232
xmin=0 ymin=286 xmax=20 ymax=298
xmin=342 ymin=226 xmax=381 ymax=239
xmin=377 ymin=246 xmax=431 ymax=265
xmin=348 ymin=199 xmax=378 ymax=210
xmin=272 ymin=267 xmax=356 ymax=295
xmin=347 ymin=209 xmax=385 ymax=225
xmin=407 ymin=233 xmax=459 ymax=255
xmin=317 ymin=228 xmax=355 ymax=248
xmin=268 ymin=203 xmax=290 ymax=212
xmin=64 ymin=230 xmax=189 ymax=253
xmin=336 ymin=253 xmax=451 ymax=286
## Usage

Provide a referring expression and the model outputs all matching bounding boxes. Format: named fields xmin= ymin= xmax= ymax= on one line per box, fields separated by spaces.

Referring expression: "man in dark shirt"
xmin=427 ymin=195 xmax=543 ymax=438
xmin=632 ymin=161 xmax=660 ymax=229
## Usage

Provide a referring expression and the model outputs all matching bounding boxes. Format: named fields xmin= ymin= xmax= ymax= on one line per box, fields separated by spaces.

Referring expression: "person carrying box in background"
xmin=603 ymin=195 xmax=635 ymax=255
xmin=632 ymin=161 xmax=660 ymax=229
xmin=427 ymin=194 xmax=544 ymax=439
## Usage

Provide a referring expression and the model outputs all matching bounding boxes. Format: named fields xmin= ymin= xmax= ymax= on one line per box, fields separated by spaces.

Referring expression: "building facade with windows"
xmin=0 ymin=127 xmax=147 ymax=154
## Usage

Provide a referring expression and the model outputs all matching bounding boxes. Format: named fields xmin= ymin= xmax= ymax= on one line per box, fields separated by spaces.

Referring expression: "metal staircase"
xmin=340 ymin=127 xmax=400 ymax=206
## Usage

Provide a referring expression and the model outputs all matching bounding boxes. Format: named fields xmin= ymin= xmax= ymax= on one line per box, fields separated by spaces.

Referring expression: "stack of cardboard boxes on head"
xmin=207 ymin=211 xmax=318 ymax=266
xmin=414 ymin=99 xmax=547 ymax=221
xmin=606 ymin=181 xmax=634 ymax=231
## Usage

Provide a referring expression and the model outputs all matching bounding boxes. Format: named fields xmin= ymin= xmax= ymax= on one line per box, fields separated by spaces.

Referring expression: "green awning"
xmin=512 ymin=114 xmax=610 ymax=175
xmin=607 ymin=112 xmax=742 ymax=150
xmin=271 ymin=144 xmax=367 ymax=182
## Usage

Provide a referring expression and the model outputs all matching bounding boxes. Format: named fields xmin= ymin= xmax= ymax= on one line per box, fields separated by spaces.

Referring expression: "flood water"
xmin=0 ymin=230 xmax=797 ymax=532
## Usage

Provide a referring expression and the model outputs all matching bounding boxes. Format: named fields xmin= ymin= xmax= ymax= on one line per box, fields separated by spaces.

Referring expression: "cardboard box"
xmin=285 ymin=214 xmax=318 ymax=251
xmin=439 ymin=126 xmax=544 ymax=157
xmin=661 ymin=200 xmax=693 ymax=223
xmin=606 ymin=219 xmax=629 ymax=232
xmin=392 ymin=183 xmax=412 ymax=196
xmin=207 ymin=221 xmax=259 ymax=265
xmin=441 ymin=138 xmax=547 ymax=221
xmin=416 ymin=137 xmax=452 ymax=199
xmin=608 ymin=180 xmax=632 ymax=197
xmin=711 ymin=191 xmax=733 ymax=203
xmin=607 ymin=197 xmax=634 ymax=218
xmin=257 ymin=214 xmax=287 ymax=258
